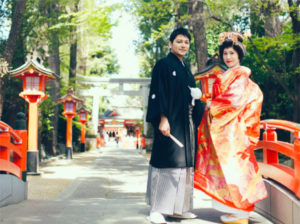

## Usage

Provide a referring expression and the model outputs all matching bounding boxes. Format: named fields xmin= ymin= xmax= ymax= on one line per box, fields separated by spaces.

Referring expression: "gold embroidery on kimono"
xmin=194 ymin=66 xmax=268 ymax=211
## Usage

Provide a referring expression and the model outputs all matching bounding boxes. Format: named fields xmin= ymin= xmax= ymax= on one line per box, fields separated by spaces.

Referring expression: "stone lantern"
xmin=78 ymin=105 xmax=90 ymax=152
xmin=9 ymin=57 xmax=57 ymax=174
xmin=57 ymin=89 xmax=83 ymax=159
xmin=194 ymin=54 xmax=227 ymax=102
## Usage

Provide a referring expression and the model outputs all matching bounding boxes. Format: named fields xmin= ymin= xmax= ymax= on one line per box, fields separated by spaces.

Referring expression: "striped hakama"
xmin=146 ymin=106 xmax=195 ymax=215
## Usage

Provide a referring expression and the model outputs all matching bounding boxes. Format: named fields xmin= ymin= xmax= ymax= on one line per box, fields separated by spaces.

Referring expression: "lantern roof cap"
xmin=78 ymin=105 xmax=91 ymax=114
xmin=194 ymin=54 xmax=227 ymax=76
xmin=9 ymin=57 xmax=58 ymax=80
xmin=57 ymin=88 xmax=83 ymax=104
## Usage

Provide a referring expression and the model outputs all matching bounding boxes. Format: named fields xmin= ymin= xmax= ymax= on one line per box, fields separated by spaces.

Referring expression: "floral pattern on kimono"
xmin=194 ymin=66 xmax=267 ymax=211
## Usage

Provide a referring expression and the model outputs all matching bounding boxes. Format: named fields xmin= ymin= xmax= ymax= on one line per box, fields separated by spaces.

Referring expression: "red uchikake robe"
xmin=194 ymin=66 xmax=268 ymax=211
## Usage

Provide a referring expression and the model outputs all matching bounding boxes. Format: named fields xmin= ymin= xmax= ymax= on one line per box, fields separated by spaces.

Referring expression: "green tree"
xmin=131 ymin=0 xmax=299 ymax=124
xmin=3 ymin=0 xmax=119 ymax=155
xmin=130 ymin=0 xmax=177 ymax=77
xmin=130 ymin=0 xmax=248 ymax=75
xmin=244 ymin=0 xmax=299 ymax=122
xmin=0 ymin=0 xmax=27 ymax=120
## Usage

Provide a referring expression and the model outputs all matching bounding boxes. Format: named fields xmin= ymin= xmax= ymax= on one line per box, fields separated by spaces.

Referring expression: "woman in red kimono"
xmin=194 ymin=32 xmax=268 ymax=224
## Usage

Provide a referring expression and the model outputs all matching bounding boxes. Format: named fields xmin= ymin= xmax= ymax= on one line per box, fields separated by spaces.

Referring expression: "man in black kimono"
xmin=145 ymin=27 xmax=204 ymax=224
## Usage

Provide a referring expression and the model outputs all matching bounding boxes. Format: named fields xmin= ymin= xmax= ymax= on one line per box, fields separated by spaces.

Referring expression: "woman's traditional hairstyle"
xmin=219 ymin=32 xmax=246 ymax=62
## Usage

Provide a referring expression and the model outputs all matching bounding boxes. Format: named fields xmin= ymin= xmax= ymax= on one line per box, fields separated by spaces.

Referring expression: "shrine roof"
xmin=78 ymin=105 xmax=91 ymax=114
xmin=194 ymin=54 xmax=227 ymax=77
xmin=57 ymin=89 xmax=83 ymax=104
xmin=9 ymin=58 xmax=58 ymax=80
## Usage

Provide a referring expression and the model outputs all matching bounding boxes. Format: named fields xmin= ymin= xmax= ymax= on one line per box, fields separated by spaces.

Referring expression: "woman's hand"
xmin=159 ymin=115 xmax=170 ymax=136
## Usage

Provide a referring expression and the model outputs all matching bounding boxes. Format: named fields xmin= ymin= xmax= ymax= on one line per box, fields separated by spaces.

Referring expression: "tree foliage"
xmin=129 ymin=0 xmax=180 ymax=77
xmin=1 ymin=0 xmax=299 ymax=157
xmin=130 ymin=0 xmax=299 ymax=123
xmin=1 ymin=0 xmax=120 ymax=156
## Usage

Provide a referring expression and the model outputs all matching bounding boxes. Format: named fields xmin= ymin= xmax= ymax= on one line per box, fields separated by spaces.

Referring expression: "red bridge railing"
xmin=0 ymin=121 xmax=27 ymax=181
xmin=254 ymin=119 xmax=300 ymax=198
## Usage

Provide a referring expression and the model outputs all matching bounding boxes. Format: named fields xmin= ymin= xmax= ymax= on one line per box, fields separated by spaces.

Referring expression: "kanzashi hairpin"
xmin=218 ymin=32 xmax=244 ymax=44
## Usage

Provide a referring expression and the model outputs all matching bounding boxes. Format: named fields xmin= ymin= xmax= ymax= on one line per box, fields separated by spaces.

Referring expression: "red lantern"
xmin=10 ymin=59 xmax=57 ymax=103
xmin=57 ymin=89 xmax=83 ymax=159
xmin=9 ymin=57 xmax=57 ymax=174
xmin=78 ymin=105 xmax=91 ymax=152
xmin=79 ymin=110 xmax=87 ymax=122
xmin=194 ymin=54 xmax=226 ymax=102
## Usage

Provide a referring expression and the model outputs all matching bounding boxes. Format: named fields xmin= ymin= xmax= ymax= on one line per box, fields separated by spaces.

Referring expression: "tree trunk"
xmin=48 ymin=35 xmax=60 ymax=156
xmin=3 ymin=0 xmax=27 ymax=63
xmin=187 ymin=0 xmax=208 ymax=72
xmin=69 ymin=2 xmax=79 ymax=87
xmin=288 ymin=0 xmax=300 ymax=122
xmin=261 ymin=0 xmax=281 ymax=37
xmin=69 ymin=30 xmax=77 ymax=86
xmin=47 ymin=2 xmax=61 ymax=156
xmin=174 ymin=1 xmax=185 ymax=28
xmin=0 ymin=0 xmax=27 ymax=119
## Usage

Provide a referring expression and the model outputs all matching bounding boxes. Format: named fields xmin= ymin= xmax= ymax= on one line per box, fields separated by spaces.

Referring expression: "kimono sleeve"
xmin=146 ymin=60 xmax=169 ymax=126
xmin=210 ymin=68 xmax=250 ymax=118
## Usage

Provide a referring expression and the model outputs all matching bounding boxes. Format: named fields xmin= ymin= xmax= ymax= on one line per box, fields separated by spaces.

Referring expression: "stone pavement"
xmin=0 ymin=143 xmax=272 ymax=224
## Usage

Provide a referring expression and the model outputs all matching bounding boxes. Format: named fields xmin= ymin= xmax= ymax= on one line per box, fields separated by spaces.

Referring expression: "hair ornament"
xmin=218 ymin=32 xmax=243 ymax=45
xmin=219 ymin=31 xmax=251 ymax=57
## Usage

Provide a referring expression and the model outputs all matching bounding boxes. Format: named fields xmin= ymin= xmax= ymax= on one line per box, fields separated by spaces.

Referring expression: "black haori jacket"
xmin=146 ymin=53 xmax=204 ymax=168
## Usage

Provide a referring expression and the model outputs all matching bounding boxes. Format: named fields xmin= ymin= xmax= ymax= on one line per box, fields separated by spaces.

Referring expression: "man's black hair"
xmin=169 ymin=27 xmax=191 ymax=43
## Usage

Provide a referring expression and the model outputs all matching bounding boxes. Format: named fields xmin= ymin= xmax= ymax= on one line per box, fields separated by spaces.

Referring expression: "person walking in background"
xmin=145 ymin=27 xmax=204 ymax=224
xmin=194 ymin=32 xmax=267 ymax=224
xmin=96 ymin=133 xmax=101 ymax=152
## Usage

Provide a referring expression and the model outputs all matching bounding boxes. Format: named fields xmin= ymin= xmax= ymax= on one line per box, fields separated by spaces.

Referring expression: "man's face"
xmin=169 ymin=34 xmax=190 ymax=60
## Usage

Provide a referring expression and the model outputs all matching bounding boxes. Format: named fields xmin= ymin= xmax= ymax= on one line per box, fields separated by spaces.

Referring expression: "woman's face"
xmin=223 ymin=47 xmax=240 ymax=68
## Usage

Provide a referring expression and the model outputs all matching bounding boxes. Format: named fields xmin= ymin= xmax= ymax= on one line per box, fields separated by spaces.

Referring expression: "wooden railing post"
xmin=263 ymin=127 xmax=278 ymax=164
xmin=15 ymin=130 xmax=28 ymax=181
xmin=294 ymin=131 xmax=300 ymax=198
xmin=0 ymin=133 xmax=10 ymax=162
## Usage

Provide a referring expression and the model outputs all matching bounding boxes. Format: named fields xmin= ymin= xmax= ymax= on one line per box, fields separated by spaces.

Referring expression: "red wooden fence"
xmin=0 ymin=121 xmax=27 ymax=181
xmin=254 ymin=119 xmax=300 ymax=198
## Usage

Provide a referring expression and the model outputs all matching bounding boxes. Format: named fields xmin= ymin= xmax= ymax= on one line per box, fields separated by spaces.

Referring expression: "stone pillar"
xmin=27 ymin=102 xmax=39 ymax=174
xmin=65 ymin=114 xmax=74 ymax=159
xmin=92 ymin=94 xmax=100 ymax=135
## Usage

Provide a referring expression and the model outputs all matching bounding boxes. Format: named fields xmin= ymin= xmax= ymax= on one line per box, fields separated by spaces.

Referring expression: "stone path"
xmin=0 ymin=143 xmax=272 ymax=224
